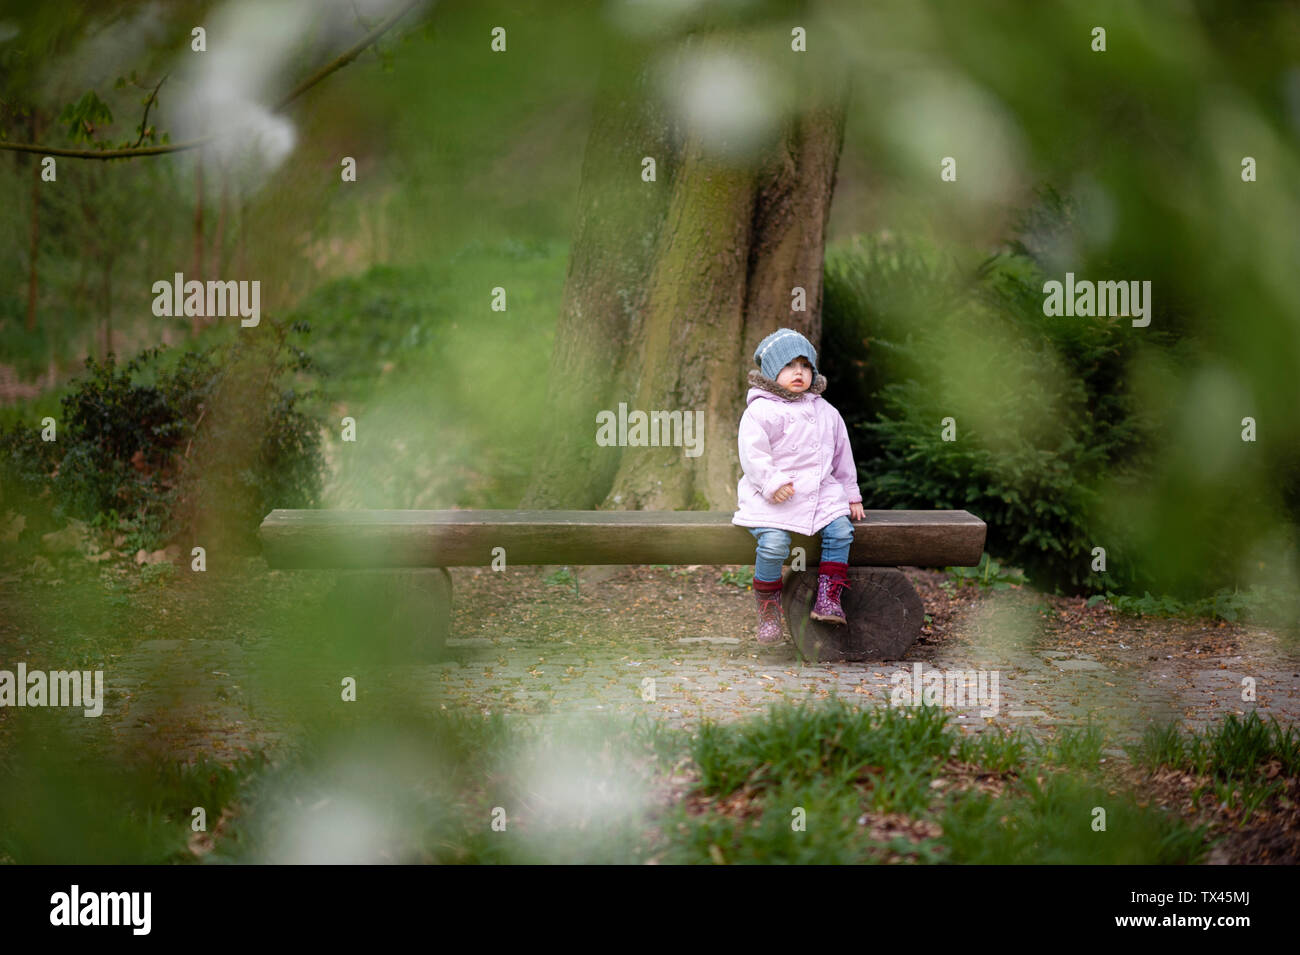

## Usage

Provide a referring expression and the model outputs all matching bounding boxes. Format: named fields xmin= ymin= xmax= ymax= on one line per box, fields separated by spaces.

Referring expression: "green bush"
xmin=174 ymin=326 xmax=325 ymax=551
xmin=1 ymin=346 xmax=204 ymax=549
xmin=0 ymin=324 xmax=323 ymax=555
xmin=822 ymin=194 xmax=1160 ymax=595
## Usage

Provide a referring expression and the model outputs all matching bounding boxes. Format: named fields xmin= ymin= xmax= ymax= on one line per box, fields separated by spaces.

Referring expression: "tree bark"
xmin=100 ymin=248 xmax=112 ymax=361
xmin=523 ymin=27 xmax=848 ymax=512
xmin=191 ymin=148 xmax=205 ymax=337
xmin=98 ymin=160 xmax=115 ymax=360
xmin=214 ymin=154 xmax=229 ymax=276
xmin=24 ymin=109 xmax=40 ymax=334
xmin=518 ymin=37 xmax=684 ymax=508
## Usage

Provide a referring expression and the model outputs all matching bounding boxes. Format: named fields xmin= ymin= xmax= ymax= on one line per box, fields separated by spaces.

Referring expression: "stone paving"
xmin=83 ymin=563 xmax=1300 ymax=763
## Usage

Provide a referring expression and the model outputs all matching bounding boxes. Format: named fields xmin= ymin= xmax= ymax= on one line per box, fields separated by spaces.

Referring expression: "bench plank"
xmin=259 ymin=509 xmax=986 ymax=570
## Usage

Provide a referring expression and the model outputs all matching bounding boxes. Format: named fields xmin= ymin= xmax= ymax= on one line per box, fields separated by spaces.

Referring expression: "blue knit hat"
xmin=753 ymin=328 xmax=818 ymax=381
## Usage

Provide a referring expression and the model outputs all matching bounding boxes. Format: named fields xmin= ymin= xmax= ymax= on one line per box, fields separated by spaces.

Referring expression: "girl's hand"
xmin=772 ymin=483 xmax=795 ymax=503
xmin=849 ymin=501 xmax=865 ymax=521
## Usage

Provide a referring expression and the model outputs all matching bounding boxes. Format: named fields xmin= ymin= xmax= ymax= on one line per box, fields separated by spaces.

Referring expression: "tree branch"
xmin=0 ymin=0 xmax=421 ymax=160
xmin=131 ymin=72 xmax=169 ymax=148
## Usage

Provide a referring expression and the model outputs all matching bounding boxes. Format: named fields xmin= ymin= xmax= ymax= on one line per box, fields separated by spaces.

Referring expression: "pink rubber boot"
xmin=809 ymin=561 xmax=850 ymax=625
xmin=753 ymin=577 xmax=786 ymax=645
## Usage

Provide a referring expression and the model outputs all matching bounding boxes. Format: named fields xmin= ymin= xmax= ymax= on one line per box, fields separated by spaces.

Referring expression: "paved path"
xmin=86 ymin=564 xmax=1300 ymax=761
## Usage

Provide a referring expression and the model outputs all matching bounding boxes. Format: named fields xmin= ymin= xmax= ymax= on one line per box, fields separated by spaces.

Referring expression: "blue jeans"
xmin=748 ymin=515 xmax=854 ymax=583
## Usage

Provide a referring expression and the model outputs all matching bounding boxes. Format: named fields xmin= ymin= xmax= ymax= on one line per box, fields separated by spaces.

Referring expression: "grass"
xmin=689 ymin=698 xmax=952 ymax=809
xmin=0 ymin=713 xmax=268 ymax=865
xmin=953 ymin=725 xmax=1035 ymax=773
xmin=2 ymin=693 xmax=1276 ymax=864
xmin=1043 ymin=723 xmax=1107 ymax=770
xmin=1126 ymin=711 xmax=1300 ymax=825
xmin=939 ymin=772 xmax=1211 ymax=865
xmin=656 ymin=698 xmax=1214 ymax=864
xmin=1129 ymin=711 xmax=1300 ymax=779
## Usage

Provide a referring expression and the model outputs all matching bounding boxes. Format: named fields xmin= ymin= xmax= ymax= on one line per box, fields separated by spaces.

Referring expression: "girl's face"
xmin=776 ymin=356 xmax=813 ymax=393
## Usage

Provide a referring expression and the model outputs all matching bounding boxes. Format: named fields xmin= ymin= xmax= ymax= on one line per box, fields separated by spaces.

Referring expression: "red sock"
xmin=754 ymin=576 xmax=782 ymax=594
xmin=819 ymin=560 xmax=848 ymax=581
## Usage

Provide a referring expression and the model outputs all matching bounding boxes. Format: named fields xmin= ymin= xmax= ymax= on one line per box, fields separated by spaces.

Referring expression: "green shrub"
xmin=0 ymin=323 xmax=323 ymax=555
xmin=822 ymin=200 xmax=1157 ymax=595
xmin=1 ymin=345 xmax=209 ymax=549
xmin=719 ymin=566 xmax=754 ymax=588
xmin=946 ymin=553 xmax=1027 ymax=590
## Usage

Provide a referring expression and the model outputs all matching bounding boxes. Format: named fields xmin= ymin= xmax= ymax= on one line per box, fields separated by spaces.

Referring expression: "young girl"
xmin=732 ymin=328 xmax=865 ymax=645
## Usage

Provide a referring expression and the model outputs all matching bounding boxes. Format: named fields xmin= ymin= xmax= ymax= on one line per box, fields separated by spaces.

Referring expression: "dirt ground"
xmin=437 ymin=564 xmax=1300 ymax=740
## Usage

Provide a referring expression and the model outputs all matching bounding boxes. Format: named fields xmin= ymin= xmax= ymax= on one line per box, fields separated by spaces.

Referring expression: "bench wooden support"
xmin=782 ymin=567 xmax=926 ymax=662
xmin=258 ymin=509 xmax=986 ymax=661
xmin=320 ymin=567 xmax=452 ymax=662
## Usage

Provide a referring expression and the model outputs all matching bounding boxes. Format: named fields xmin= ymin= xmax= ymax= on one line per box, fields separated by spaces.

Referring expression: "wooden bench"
xmin=257 ymin=509 xmax=987 ymax=662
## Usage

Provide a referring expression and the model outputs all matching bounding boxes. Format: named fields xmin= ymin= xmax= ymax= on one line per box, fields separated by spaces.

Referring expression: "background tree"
xmin=523 ymin=14 xmax=849 ymax=511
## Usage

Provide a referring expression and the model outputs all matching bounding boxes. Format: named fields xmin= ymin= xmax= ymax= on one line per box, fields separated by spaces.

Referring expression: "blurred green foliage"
xmin=939 ymin=770 xmax=1211 ymax=864
xmin=0 ymin=0 xmax=1296 ymax=608
xmin=1 ymin=697 xmax=1232 ymax=864
xmin=824 ymin=222 xmax=1160 ymax=597
xmin=0 ymin=328 xmax=323 ymax=554
xmin=272 ymin=247 xmax=562 ymax=510
xmin=0 ymin=714 xmax=267 ymax=864
xmin=2 ymin=0 xmax=1299 ymax=869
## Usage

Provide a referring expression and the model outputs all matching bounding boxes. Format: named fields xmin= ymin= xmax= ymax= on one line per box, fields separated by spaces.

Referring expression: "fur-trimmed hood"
xmin=746 ymin=367 xmax=827 ymax=402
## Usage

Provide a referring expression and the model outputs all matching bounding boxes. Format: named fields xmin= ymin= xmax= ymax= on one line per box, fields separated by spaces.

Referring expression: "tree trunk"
xmin=237 ymin=192 xmax=248 ymax=279
xmin=100 ymin=251 xmax=112 ymax=361
xmin=24 ymin=109 xmax=40 ymax=334
xmin=214 ymin=154 xmax=228 ymax=276
xmin=191 ymin=148 xmax=205 ymax=337
xmin=523 ymin=28 xmax=847 ymax=512
xmin=78 ymin=179 xmax=96 ymax=359
xmin=518 ymin=37 xmax=685 ymax=508
xmin=99 ymin=162 xmax=114 ymax=360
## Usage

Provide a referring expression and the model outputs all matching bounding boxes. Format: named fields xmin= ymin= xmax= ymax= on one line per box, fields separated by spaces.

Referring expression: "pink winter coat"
xmin=732 ymin=369 xmax=862 ymax=536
